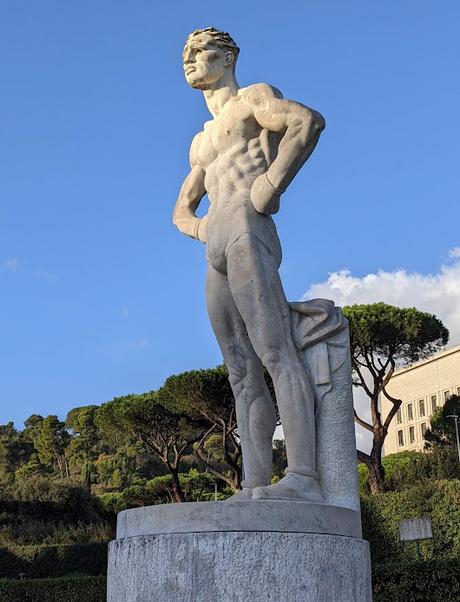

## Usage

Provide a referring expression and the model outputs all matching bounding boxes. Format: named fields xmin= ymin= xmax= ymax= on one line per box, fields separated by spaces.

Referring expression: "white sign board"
xmin=399 ymin=517 xmax=433 ymax=542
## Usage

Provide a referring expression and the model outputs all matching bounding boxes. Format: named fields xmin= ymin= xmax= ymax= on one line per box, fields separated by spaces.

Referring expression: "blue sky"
xmin=2 ymin=1 xmax=460 ymax=428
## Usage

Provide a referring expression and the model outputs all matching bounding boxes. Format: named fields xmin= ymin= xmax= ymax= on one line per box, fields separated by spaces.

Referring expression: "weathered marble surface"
xmin=116 ymin=500 xmax=362 ymax=539
xmin=291 ymin=299 xmax=360 ymax=511
xmin=173 ymin=28 xmax=357 ymax=504
xmin=108 ymin=532 xmax=372 ymax=602
xmin=107 ymin=27 xmax=372 ymax=602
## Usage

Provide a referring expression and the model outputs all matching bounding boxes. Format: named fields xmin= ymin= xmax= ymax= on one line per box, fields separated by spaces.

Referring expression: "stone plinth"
xmin=107 ymin=501 xmax=372 ymax=602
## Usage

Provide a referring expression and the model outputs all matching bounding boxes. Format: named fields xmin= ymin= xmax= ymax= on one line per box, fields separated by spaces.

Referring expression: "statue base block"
xmin=107 ymin=502 xmax=372 ymax=601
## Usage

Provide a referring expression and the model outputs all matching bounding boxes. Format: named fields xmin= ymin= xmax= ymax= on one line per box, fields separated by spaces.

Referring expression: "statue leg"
xmin=206 ymin=263 xmax=276 ymax=494
xmin=226 ymin=233 xmax=323 ymax=501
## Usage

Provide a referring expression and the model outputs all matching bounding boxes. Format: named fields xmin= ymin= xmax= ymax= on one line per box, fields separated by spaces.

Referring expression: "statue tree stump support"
xmin=107 ymin=28 xmax=372 ymax=601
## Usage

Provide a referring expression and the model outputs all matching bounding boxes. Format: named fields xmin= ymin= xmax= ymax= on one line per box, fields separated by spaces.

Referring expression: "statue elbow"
xmin=313 ymin=112 xmax=326 ymax=133
xmin=172 ymin=208 xmax=192 ymax=236
xmin=298 ymin=110 xmax=325 ymax=143
xmin=172 ymin=209 xmax=183 ymax=232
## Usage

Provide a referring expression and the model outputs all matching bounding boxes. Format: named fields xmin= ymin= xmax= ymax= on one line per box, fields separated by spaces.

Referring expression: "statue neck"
xmin=203 ymin=72 xmax=239 ymax=118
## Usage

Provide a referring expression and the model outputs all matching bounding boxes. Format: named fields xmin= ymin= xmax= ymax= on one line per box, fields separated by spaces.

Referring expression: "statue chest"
xmin=197 ymin=106 xmax=261 ymax=167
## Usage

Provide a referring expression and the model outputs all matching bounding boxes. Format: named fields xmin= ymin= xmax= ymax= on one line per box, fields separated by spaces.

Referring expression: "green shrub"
xmin=179 ymin=469 xmax=229 ymax=502
xmin=96 ymin=470 xmax=230 ymax=514
xmin=372 ymin=559 xmax=460 ymax=601
xmin=0 ymin=477 xmax=100 ymax=524
xmin=1 ymin=561 xmax=458 ymax=602
xmin=358 ymin=463 xmax=370 ymax=496
xmin=362 ymin=479 xmax=460 ymax=564
xmin=97 ymin=492 xmax=126 ymax=515
xmin=381 ymin=451 xmax=431 ymax=490
xmin=0 ymin=520 xmax=113 ymax=547
xmin=359 ymin=450 xmax=460 ymax=494
xmin=0 ymin=575 xmax=106 ymax=601
xmin=0 ymin=542 xmax=107 ymax=579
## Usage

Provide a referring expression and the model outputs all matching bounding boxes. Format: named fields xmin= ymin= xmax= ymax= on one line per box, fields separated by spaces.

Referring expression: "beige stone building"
xmin=382 ymin=345 xmax=460 ymax=455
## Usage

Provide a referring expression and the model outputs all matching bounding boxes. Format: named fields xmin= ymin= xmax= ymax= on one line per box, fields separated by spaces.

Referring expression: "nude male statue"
xmin=173 ymin=28 xmax=325 ymax=501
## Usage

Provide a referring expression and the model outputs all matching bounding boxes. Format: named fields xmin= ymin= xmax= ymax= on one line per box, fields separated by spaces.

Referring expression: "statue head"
xmin=183 ymin=27 xmax=240 ymax=90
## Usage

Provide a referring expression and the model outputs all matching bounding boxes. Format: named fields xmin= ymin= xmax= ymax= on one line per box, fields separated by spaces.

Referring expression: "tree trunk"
xmin=64 ymin=456 xmax=70 ymax=479
xmin=224 ymin=464 xmax=241 ymax=492
xmin=170 ymin=467 xmax=185 ymax=502
xmin=230 ymin=464 xmax=241 ymax=491
xmin=368 ymin=439 xmax=385 ymax=494
xmin=224 ymin=440 xmax=242 ymax=491
xmin=56 ymin=454 xmax=64 ymax=479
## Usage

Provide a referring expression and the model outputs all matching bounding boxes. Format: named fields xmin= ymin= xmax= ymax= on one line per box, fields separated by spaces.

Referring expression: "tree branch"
xmin=370 ymin=393 xmax=383 ymax=430
xmin=382 ymin=389 xmax=403 ymax=431
xmin=363 ymin=350 xmax=378 ymax=380
xmin=194 ymin=447 xmax=234 ymax=488
xmin=351 ymin=364 xmax=374 ymax=398
xmin=354 ymin=410 xmax=374 ymax=433
xmin=357 ymin=449 xmax=370 ymax=466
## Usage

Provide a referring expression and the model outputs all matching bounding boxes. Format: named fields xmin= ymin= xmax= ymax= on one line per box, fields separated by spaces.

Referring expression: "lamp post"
xmin=447 ymin=414 xmax=460 ymax=463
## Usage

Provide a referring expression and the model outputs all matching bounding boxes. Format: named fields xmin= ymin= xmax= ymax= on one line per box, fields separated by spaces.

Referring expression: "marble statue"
xmin=106 ymin=29 xmax=372 ymax=601
xmin=173 ymin=28 xmax=355 ymax=505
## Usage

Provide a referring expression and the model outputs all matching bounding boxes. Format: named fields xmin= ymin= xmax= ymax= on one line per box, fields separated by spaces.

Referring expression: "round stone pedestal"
xmin=107 ymin=502 xmax=372 ymax=602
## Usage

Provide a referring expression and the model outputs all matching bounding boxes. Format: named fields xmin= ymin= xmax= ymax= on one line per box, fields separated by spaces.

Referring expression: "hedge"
xmin=0 ymin=561 xmax=458 ymax=601
xmin=362 ymin=479 xmax=460 ymax=563
xmin=0 ymin=576 xmax=106 ymax=602
xmin=0 ymin=478 xmax=101 ymax=524
xmin=0 ymin=542 xmax=107 ymax=579
xmin=372 ymin=559 xmax=460 ymax=601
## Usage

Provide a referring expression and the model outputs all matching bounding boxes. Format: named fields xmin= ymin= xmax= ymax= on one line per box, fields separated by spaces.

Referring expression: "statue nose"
xmin=183 ymin=50 xmax=195 ymax=64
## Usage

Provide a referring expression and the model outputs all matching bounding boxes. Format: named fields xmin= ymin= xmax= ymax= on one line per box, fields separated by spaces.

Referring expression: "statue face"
xmin=183 ymin=34 xmax=233 ymax=90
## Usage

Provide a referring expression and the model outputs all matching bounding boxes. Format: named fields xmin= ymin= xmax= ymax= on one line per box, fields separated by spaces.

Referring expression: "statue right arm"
xmin=172 ymin=136 xmax=207 ymax=241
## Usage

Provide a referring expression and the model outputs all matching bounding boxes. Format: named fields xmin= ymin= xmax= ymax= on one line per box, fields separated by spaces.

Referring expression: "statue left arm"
xmin=248 ymin=84 xmax=325 ymax=214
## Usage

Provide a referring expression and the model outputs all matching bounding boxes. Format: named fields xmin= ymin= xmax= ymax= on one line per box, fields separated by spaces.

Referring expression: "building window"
xmin=421 ymin=423 xmax=427 ymax=437
xmin=444 ymin=390 xmax=451 ymax=403
xmin=409 ymin=426 xmax=415 ymax=444
xmin=431 ymin=395 xmax=437 ymax=414
xmin=398 ymin=430 xmax=404 ymax=447
xmin=457 ymin=386 xmax=460 ymax=396
xmin=407 ymin=403 xmax=414 ymax=421
xmin=419 ymin=399 xmax=426 ymax=417
xmin=397 ymin=407 xmax=402 ymax=424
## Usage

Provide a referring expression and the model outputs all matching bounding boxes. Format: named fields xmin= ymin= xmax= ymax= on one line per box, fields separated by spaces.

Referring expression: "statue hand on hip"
xmin=251 ymin=173 xmax=282 ymax=215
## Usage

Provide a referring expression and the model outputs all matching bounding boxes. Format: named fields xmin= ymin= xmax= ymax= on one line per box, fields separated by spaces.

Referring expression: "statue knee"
xmin=227 ymin=365 xmax=246 ymax=395
xmin=227 ymin=356 xmax=263 ymax=396
xmin=261 ymin=349 xmax=283 ymax=376
xmin=261 ymin=347 xmax=300 ymax=381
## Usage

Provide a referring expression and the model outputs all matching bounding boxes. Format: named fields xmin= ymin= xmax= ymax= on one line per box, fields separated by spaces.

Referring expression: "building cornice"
xmin=391 ymin=345 xmax=460 ymax=379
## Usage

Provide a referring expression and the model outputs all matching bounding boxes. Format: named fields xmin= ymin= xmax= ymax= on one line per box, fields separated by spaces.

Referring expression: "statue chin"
xmin=186 ymin=74 xmax=217 ymax=91
xmin=187 ymin=80 xmax=210 ymax=91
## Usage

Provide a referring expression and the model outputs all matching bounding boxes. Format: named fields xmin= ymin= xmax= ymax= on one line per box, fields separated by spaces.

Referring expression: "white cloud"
xmin=304 ymin=251 xmax=460 ymax=346
xmin=302 ymin=249 xmax=460 ymax=454
xmin=2 ymin=257 xmax=22 ymax=271
xmin=121 ymin=306 xmax=129 ymax=320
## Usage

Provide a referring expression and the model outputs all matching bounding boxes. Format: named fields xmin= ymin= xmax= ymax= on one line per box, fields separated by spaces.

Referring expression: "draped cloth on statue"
xmin=289 ymin=298 xmax=360 ymax=513
xmin=289 ymin=298 xmax=349 ymax=399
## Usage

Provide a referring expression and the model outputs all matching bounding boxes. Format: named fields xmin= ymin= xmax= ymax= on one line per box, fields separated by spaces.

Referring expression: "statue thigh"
xmin=206 ymin=261 xmax=275 ymax=486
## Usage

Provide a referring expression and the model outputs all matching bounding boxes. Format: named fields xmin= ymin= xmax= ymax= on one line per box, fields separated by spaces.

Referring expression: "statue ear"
xmin=224 ymin=51 xmax=234 ymax=66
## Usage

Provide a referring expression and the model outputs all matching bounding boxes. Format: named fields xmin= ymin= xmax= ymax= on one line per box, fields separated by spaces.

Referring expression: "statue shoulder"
xmin=239 ymin=83 xmax=284 ymax=106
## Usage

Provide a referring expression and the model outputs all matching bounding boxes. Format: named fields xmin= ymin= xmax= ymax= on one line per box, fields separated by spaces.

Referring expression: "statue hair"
xmin=184 ymin=27 xmax=240 ymax=61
